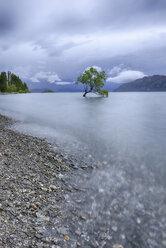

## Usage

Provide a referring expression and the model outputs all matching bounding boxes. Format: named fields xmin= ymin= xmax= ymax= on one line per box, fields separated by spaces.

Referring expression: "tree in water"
xmin=76 ymin=67 xmax=108 ymax=97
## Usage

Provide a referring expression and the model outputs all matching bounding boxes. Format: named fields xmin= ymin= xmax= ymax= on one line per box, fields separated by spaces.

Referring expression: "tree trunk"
xmin=83 ymin=91 xmax=87 ymax=97
xmin=83 ymin=88 xmax=93 ymax=97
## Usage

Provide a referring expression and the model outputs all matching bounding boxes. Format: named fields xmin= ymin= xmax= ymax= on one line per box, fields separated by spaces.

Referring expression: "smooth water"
xmin=0 ymin=92 xmax=166 ymax=176
xmin=0 ymin=92 xmax=166 ymax=247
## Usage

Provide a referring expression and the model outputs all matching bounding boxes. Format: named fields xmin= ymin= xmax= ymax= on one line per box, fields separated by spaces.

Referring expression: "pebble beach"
xmin=0 ymin=114 xmax=77 ymax=247
xmin=0 ymin=114 xmax=166 ymax=248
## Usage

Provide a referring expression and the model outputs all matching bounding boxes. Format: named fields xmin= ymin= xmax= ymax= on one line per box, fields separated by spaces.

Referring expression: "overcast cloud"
xmin=0 ymin=0 xmax=166 ymax=85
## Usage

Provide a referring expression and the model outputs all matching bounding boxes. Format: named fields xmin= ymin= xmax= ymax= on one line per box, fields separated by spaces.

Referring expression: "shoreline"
xmin=1 ymin=113 xmax=165 ymax=248
xmin=0 ymin=114 xmax=79 ymax=247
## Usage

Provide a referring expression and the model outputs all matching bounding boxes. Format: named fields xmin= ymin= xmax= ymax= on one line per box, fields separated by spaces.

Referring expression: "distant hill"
xmin=29 ymin=81 xmax=121 ymax=93
xmin=114 ymin=75 xmax=166 ymax=92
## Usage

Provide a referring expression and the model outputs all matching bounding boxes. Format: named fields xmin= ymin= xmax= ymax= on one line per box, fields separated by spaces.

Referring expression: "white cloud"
xmin=30 ymin=77 xmax=40 ymax=83
xmin=30 ymin=71 xmax=61 ymax=83
xmin=12 ymin=66 xmax=31 ymax=79
xmin=56 ymin=81 xmax=72 ymax=85
xmin=109 ymin=64 xmax=126 ymax=76
xmin=107 ymin=70 xmax=146 ymax=83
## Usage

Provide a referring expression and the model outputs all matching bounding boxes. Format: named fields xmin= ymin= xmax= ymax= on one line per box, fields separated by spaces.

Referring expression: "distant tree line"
xmin=0 ymin=71 xmax=30 ymax=93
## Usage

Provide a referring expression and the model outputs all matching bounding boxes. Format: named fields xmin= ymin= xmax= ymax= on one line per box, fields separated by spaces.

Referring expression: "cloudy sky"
xmin=0 ymin=0 xmax=166 ymax=86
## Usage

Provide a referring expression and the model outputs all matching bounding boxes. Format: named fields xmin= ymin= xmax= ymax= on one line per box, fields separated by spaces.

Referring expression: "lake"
xmin=0 ymin=92 xmax=166 ymax=247
xmin=0 ymin=92 xmax=166 ymax=173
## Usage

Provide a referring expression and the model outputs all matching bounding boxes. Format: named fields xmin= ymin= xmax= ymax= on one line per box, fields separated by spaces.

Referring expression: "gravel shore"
xmin=1 ymin=114 xmax=166 ymax=248
xmin=0 ymin=114 xmax=80 ymax=247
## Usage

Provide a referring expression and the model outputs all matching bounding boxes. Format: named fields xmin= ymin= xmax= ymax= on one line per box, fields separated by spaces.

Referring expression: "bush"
xmin=7 ymin=85 xmax=17 ymax=93
xmin=98 ymin=89 xmax=109 ymax=97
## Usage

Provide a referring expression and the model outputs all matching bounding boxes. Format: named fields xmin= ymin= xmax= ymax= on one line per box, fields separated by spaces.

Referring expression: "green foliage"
xmin=11 ymin=74 xmax=24 ymax=91
xmin=7 ymin=85 xmax=17 ymax=93
xmin=0 ymin=72 xmax=7 ymax=92
xmin=76 ymin=67 xmax=107 ymax=97
xmin=98 ymin=89 xmax=109 ymax=97
xmin=18 ymin=90 xmax=25 ymax=93
xmin=22 ymin=82 xmax=30 ymax=93
xmin=0 ymin=71 xmax=30 ymax=93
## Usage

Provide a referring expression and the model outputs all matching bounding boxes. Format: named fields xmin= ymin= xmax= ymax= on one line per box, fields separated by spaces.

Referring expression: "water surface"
xmin=0 ymin=92 xmax=165 ymax=247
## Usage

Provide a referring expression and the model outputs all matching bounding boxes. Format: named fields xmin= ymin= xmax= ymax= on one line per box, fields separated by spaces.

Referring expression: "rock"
xmin=36 ymin=212 xmax=50 ymax=222
xmin=113 ymin=245 xmax=124 ymax=248
xmin=35 ymin=233 xmax=43 ymax=239
xmin=57 ymin=227 xmax=68 ymax=235
xmin=41 ymin=187 xmax=48 ymax=192
xmin=0 ymin=203 xmax=3 ymax=211
xmin=30 ymin=203 xmax=38 ymax=210
xmin=80 ymin=166 xmax=88 ymax=170
xmin=75 ymin=229 xmax=81 ymax=236
xmin=112 ymin=226 xmax=118 ymax=232
xmin=121 ymin=234 xmax=125 ymax=240
xmin=91 ymin=240 xmax=99 ymax=246
xmin=64 ymin=235 xmax=69 ymax=241
xmin=49 ymin=185 xmax=59 ymax=191
xmin=136 ymin=217 xmax=141 ymax=224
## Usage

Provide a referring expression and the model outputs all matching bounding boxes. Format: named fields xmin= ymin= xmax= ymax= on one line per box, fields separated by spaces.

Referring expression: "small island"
xmin=42 ymin=90 xmax=55 ymax=93
xmin=0 ymin=71 xmax=30 ymax=93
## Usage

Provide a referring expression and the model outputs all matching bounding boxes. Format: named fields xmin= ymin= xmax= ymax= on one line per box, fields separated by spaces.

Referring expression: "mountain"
xmin=29 ymin=83 xmax=84 ymax=93
xmin=114 ymin=75 xmax=166 ymax=92
xmin=28 ymin=80 xmax=121 ymax=92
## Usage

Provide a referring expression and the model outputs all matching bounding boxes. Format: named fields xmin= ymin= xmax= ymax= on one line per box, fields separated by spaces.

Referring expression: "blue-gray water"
xmin=0 ymin=93 xmax=166 ymax=176
xmin=0 ymin=92 xmax=166 ymax=247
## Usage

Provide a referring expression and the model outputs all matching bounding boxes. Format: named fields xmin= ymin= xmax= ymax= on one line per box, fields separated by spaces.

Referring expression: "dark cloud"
xmin=0 ymin=0 xmax=166 ymax=84
xmin=91 ymin=0 xmax=166 ymax=30
xmin=143 ymin=0 xmax=166 ymax=10
xmin=0 ymin=1 xmax=17 ymax=35
xmin=0 ymin=14 xmax=14 ymax=34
